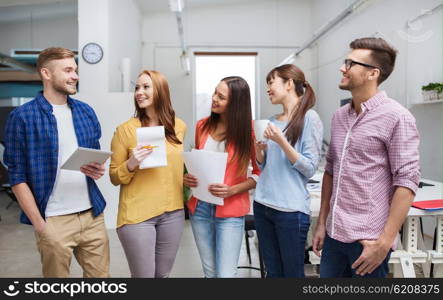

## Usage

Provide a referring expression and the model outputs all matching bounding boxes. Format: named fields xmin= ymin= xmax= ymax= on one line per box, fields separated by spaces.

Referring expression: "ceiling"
xmin=0 ymin=0 xmax=270 ymax=23
xmin=0 ymin=0 xmax=73 ymax=7
xmin=135 ymin=0 xmax=263 ymax=13
xmin=0 ymin=0 xmax=76 ymax=23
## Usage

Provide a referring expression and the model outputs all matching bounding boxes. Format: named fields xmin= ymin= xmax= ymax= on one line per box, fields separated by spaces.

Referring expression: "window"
xmin=194 ymin=52 xmax=257 ymax=122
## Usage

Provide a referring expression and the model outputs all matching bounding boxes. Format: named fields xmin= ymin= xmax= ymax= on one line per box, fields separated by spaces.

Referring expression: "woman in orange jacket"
xmin=184 ymin=76 xmax=260 ymax=278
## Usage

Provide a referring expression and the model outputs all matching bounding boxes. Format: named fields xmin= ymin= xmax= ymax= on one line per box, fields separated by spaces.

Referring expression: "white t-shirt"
xmin=204 ymin=135 xmax=226 ymax=153
xmin=45 ymin=103 xmax=91 ymax=217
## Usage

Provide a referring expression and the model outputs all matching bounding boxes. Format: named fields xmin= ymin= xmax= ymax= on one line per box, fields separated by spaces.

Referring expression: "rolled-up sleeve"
xmin=250 ymin=139 xmax=261 ymax=177
xmin=388 ymin=114 xmax=420 ymax=194
xmin=4 ymin=110 xmax=27 ymax=186
xmin=324 ymin=147 xmax=334 ymax=176
xmin=257 ymin=150 xmax=266 ymax=170
xmin=324 ymin=114 xmax=335 ymax=176
xmin=109 ymin=128 xmax=136 ymax=185
xmin=292 ymin=112 xmax=324 ymax=178
xmin=250 ymin=122 xmax=265 ymax=172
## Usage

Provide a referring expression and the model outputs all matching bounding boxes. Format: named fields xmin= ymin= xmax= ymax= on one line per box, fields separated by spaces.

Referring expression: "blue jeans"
xmin=189 ymin=201 xmax=244 ymax=278
xmin=320 ymin=234 xmax=391 ymax=278
xmin=253 ymin=201 xmax=310 ymax=278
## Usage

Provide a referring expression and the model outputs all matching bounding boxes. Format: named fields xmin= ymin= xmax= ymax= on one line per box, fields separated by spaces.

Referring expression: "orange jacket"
xmin=187 ymin=118 xmax=261 ymax=218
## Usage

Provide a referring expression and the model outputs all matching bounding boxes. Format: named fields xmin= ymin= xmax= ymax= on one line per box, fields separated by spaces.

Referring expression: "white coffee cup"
xmin=254 ymin=120 xmax=270 ymax=142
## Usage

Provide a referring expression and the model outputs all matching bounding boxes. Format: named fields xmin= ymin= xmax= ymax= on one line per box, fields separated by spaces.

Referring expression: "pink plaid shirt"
xmin=325 ymin=91 xmax=420 ymax=243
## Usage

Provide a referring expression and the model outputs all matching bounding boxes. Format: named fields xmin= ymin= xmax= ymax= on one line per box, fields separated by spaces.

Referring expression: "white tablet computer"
xmin=61 ymin=147 xmax=112 ymax=171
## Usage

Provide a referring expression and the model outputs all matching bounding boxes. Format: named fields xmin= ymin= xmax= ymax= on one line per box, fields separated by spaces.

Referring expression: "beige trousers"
xmin=35 ymin=210 xmax=110 ymax=278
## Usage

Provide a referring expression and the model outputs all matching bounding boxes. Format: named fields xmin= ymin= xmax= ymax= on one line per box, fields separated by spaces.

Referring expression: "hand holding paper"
xmin=136 ymin=126 xmax=167 ymax=169
xmin=183 ymin=173 xmax=198 ymax=188
xmin=182 ymin=150 xmax=228 ymax=205
xmin=127 ymin=145 xmax=153 ymax=171
xmin=208 ymin=183 xmax=234 ymax=198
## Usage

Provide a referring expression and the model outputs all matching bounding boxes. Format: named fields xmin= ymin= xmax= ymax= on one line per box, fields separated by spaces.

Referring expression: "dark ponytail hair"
xmin=266 ymin=64 xmax=316 ymax=146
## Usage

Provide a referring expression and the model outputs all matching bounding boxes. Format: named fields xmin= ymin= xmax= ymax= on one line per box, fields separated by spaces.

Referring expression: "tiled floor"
xmin=0 ymin=193 xmax=267 ymax=278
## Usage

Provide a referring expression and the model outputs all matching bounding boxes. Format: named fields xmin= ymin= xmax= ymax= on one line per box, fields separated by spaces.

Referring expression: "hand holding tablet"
xmin=61 ymin=147 xmax=112 ymax=171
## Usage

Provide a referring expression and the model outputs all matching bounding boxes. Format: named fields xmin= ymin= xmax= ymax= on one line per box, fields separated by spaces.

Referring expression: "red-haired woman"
xmin=184 ymin=76 xmax=260 ymax=278
xmin=110 ymin=70 xmax=186 ymax=278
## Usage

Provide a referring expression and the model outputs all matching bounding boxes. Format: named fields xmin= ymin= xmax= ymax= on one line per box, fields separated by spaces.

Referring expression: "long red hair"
xmin=134 ymin=70 xmax=181 ymax=145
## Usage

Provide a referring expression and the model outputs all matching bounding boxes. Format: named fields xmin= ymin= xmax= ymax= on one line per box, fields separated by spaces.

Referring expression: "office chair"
xmin=238 ymin=214 xmax=266 ymax=278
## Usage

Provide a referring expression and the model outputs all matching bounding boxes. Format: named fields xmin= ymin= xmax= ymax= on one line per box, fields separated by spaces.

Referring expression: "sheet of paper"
xmin=61 ymin=147 xmax=112 ymax=171
xmin=136 ymin=126 xmax=167 ymax=169
xmin=182 ymin=150 xmax=228 ymax=205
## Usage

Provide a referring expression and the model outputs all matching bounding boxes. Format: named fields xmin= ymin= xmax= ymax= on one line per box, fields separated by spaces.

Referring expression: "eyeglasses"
xmin=344 ymin=59 xmax=378 ymax=71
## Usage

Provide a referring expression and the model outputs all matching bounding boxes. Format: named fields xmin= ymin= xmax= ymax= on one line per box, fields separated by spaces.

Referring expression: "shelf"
xmin=0 ymin=71 xmax=40 ymax=81
xmin=411 ymin=99 xmax=443 ymax=105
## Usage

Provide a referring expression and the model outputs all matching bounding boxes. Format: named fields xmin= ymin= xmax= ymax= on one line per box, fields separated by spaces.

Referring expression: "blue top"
xmin=4 ymin=91 xmax=106 ymax=225
xmin=254 ymin=110 xmax=323 ymax=214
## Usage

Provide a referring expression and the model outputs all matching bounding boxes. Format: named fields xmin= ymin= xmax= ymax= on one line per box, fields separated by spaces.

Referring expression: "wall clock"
xmin=81 ymin=42 xmax=103 ymax=64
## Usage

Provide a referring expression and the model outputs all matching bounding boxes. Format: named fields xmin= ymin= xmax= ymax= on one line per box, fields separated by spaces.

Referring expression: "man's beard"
xmin=53 ymin=81 xmax=77 ymax=95
xmin=338 ymin=82 xmax=352 ymax=91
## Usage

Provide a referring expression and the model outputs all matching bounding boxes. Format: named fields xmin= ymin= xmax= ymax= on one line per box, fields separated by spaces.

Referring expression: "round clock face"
xmin=82 ymin=42 xmax=103 ymax=64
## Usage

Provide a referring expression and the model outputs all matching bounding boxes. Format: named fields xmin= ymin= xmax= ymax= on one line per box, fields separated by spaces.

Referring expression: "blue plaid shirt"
xmin=4 ymin=92 xmax=106 ymax=225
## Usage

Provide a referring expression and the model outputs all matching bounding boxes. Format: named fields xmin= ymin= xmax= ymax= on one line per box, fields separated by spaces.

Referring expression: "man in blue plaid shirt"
xmin=4 ymin=47 xmax=110 ymax=277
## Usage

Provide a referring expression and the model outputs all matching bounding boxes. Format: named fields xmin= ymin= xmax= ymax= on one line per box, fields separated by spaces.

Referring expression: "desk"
xmin=307 ymin=173 xmax=443 ymax=278
xmin=402 ymin=179 xmax=443 ymax=277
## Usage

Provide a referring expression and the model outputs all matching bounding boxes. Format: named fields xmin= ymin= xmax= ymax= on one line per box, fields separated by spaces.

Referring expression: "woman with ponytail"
xmin=254 ymin=64 xmax=323 ymax=277
xmin=184 ymin=76 xmax=260 ymax=278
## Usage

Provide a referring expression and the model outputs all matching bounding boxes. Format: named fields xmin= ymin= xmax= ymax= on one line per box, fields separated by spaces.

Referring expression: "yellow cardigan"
xmin=109 ymin=117 xmax=187 ymax=228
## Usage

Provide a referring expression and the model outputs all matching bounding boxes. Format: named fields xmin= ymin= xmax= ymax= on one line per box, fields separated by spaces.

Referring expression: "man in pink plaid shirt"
xmin=312 ymin=37 xmax=420 ymax=278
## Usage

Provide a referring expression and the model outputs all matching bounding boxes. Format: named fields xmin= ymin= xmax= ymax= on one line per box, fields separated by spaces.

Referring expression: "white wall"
xmin=78 ymin=0 xmax=142 ymax=94
xmin=78 ymin=0 xmax=110 ymax=93
xmin=75 ymin=91 xmax=134 ymax=229
xmin=0 ymin=2 xmax=77 ymax=55
xmin=108 ymin=0 xmax=142 ymax=92
xmin=77 ymin=0 xmax=143 ymax=227
xmin=310 ymin=0 xmax=442 ymax=181
xmin=141 ymin=0 xmax=314 ymax=149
